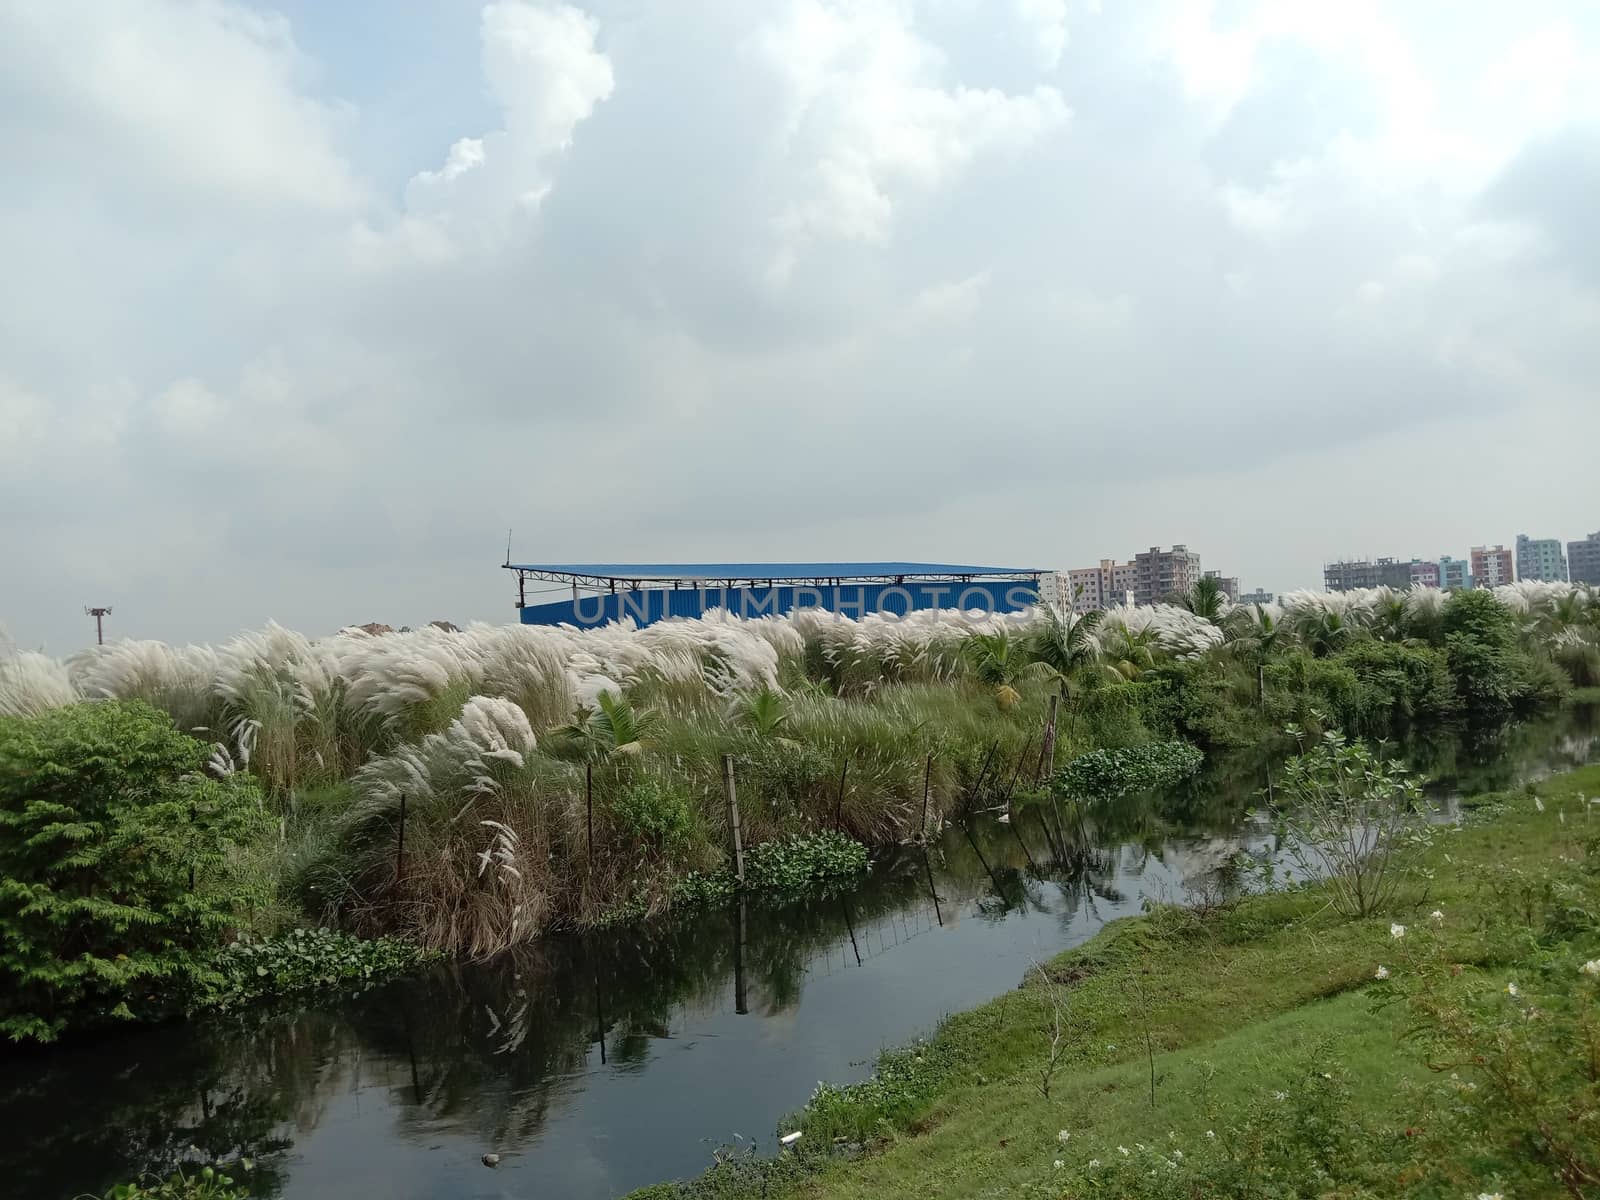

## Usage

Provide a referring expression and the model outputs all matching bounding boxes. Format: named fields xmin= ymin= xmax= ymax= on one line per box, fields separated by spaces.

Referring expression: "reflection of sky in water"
xmin=4 ymin=710 xmax=1596 ymax=1200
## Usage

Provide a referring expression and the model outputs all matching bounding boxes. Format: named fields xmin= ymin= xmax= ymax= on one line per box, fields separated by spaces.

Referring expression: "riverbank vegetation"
xmin=635 ymin=762 xmax=1600 ymax=1200
xmin=3 ymin=581 xmax=1598 ymax=1039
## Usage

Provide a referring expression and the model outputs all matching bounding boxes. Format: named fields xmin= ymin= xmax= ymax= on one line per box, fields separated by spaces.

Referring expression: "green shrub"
xmin=1270 ymin=729 xmax=1433 ymax=918
xmin=610 ymin=774 xmax=696 ymax=854
xmin=0 ymin=701 xmax=272 ymax=1042
xmin=1051 ymin=740 xmax=1204 ymax=802
xmin=1328 ymin=639 xmax=1457 ymax=730
xmin=1445 ymin=634 xmax=1522 ymax=723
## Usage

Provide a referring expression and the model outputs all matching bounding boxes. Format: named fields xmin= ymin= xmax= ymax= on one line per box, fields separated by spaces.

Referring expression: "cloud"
xmin=0 ymin=0 xmax=361 ymax=212
xmin=1 ymin=0 xmax=1599 ymax=653
xmin=754 ymin=0 xmax=1069 ymax=248
xmin=403 ymin=1 xmax=614 ymax=240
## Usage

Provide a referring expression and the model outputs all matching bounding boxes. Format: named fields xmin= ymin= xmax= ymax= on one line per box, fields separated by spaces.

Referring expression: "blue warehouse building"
xmin=506 ymin=562 xmax=1046 ymax=629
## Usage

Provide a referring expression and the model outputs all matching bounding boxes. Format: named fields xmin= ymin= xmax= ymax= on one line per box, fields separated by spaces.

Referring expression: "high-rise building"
xmin=1065 ymin=559 xmax=1135 ymax=612
xmin=1238 ymin=588 xmax=1274 ymax=606
xmin=1202 ymin=571 xmax=1239 ymax=602
xmin=1438 ymin=556 xmax=1471 ymax=591
xmin=1409 ymin=559 xmax=1440 ymax=589
xmin=1134 ymin=545 xmax=1202 ymax=606
xmin=1515 ymin=534 xmax=1568 ymax=582
xmin=1323 ymin=558 xmax=1413 ymax=591
xmin=1470 ymin=545 xmax=1515 ymax=589
xmin=1570 ymin=531 xmax=1600 ymax=586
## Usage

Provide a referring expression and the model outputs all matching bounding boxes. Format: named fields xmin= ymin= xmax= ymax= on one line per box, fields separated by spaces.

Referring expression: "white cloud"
xmin=754 ymin=0 xmax=1069 ymax=248
xmin=0 ymin=0 xmax=360 ymax=211
xmin=1014 ymin=0 xmax=1070 ymax=70
xmin=404 ymin=1 xmax=614 ymax=238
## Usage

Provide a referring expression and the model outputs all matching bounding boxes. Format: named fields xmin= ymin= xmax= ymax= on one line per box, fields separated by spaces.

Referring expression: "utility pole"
xmin=84 ymin=606 xmax=112 ymax=646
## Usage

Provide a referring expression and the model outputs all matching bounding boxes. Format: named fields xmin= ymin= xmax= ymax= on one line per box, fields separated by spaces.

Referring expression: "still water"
xmin=4 ymin=711 xmax=1597 ymax=1200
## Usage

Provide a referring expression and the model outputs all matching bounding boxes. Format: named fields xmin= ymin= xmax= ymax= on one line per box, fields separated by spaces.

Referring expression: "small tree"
xmin=1273 ymin=727 xmax=1432 ymax=918
xmin=962 ymin=629 xmax=1026 ymax=709
xmin=0 ymin=701 xmax=270 ymax=1041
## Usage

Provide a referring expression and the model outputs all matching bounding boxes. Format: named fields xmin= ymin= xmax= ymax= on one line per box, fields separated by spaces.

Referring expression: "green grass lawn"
xmin=632 ymin=764 xmax=1600 ymax=1200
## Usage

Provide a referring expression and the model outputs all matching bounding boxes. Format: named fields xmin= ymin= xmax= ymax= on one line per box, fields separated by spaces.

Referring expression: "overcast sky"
xmin=3 ymin=0 xmax=1598 ymax=653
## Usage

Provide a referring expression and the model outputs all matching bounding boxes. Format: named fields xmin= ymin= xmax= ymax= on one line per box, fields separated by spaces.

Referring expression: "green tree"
xmin=1181 ymin=575 xmax=1227 ymax=623
xmin=1027 ymin=607 xmax=1108 ymax=768
xmin=554 ymin=691 xmax=661 ymax=762
xmin=732 ymin=685 xmax=792 ymax=737
xmin=1439 ymin=589 xmax=1527 ymax=723
xmin=0 ymin=701 xmax=269 ymax=1042
xmin=961 ymin=629 xmax=1027 ymax=709
xmin=1295 ymin=608 xmax=1362 ymax=657
xmin=1101 ymin=624 xmax=1159 ymax=682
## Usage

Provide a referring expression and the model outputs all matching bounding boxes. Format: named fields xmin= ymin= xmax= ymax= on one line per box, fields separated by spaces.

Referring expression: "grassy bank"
xmin=635 ymin=764 xmax=1600 ymax=1200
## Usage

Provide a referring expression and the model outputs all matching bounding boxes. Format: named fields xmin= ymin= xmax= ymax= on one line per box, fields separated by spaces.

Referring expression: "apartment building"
xmin=1515 ymin=534 xmax=1568 ymax=582
xmin=1066 ymin=559 xmax=1135 ymax=612
xmin=1470 ymin=545 xmax=1515 ymax=589
xmin=1408 ymin=559 xmax=1440 ymax=589
xmin=1134 ymin=545 xmax=1202 ymax=607
xmin=1438 ymin=556 xmax=1471 ymax=591
xmin=1323 ymin=557 xmax=1414 ymax=591
xmin=1570 ymin=531 xmax=1600 ymax=586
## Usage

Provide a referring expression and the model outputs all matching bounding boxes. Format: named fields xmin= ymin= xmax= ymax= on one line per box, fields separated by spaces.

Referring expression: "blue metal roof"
xmin=506 ymin=561 xmax=1042 ymax=581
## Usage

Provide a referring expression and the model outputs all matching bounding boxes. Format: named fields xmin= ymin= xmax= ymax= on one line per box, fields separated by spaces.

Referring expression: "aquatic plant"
xmin=1051 ymin=740 xmax=1204 ymax=802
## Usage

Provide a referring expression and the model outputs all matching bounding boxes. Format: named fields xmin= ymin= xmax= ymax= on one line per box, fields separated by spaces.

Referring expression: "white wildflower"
xmin=1053 ymin=1159 xmax=1063 ymax=1169
xmin=1505 ymin=982 xmax=1519 ymax=997
xmin=1581 ymin=960 xmax=1600 ymax=977
xmin=1430 ymin=910 xmax=1444 ymax=921
xmin=1374 ymin=965 xmax=1390 ymax=980
xmin=1057 ymin=1129 xmax=1070 ymax=1143
xmin=1088 ymin=1159 xmax=1100 ymax=1168
xmin=1204 ymin=1130 xmax=1215 ymax=1139
xmin=1390 ymin=923 xmax=1406 ymax=939
xmin=1118 ymin=1145 xmax=1130 ymax=1156
xmin=1272 ymin=1090 xmax=1288 ymax=1101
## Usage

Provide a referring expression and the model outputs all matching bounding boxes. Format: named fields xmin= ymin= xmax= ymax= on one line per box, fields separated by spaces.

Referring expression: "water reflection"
xmin=3 ymin=706 xmax=1595 ymax=1200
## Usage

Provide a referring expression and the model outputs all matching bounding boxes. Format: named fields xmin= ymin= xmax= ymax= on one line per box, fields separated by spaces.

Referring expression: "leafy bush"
xmin=202 ymin=926 xmax=437 ymax=1010
xmin=1270 ymin=729 xmax=1433 ymax=918
xmin=1445 ymin=634 xmax=1523 ymax=724
xmin=0 ymin=701 xmax=271 ymax=1042
xmin=1329 ymin=639 xmax=1457 ymax=730
xmin=1051 ymin=740 xmax=1203 ymax=801
xmin=610 ymin=774 xmax=696 ymax=854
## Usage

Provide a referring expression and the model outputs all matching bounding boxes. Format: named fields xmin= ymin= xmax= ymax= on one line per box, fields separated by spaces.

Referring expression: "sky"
xmin=3 ymin=0 xmax=1599 ymax=653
